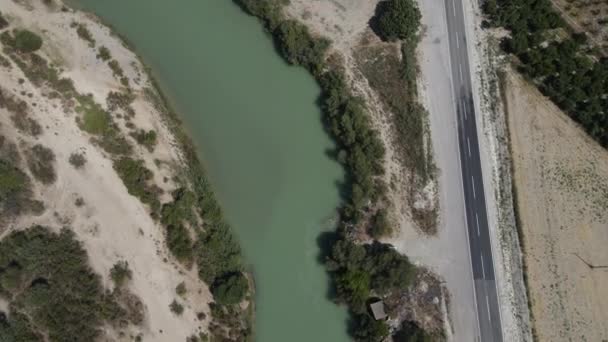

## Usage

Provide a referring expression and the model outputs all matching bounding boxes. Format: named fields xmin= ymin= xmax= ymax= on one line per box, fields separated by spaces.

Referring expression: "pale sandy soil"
xmin=0 ymin=1 xmax=211 ymax=340
xmin=505 ymin=69 xmax=608 ymax=342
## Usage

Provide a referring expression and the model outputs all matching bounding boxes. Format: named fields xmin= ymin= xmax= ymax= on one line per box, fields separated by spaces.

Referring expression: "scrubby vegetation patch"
xmin=0 ymin=226 xmax=125 ymax=341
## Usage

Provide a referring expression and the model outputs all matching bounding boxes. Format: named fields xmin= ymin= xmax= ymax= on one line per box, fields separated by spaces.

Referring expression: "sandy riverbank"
xmin=0 ymin=0 xmax=214 ymax=340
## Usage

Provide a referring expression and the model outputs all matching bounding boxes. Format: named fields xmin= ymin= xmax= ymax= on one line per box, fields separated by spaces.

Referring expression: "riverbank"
xmin=235 ymin=0 xmax=446 ymax=340
xmin=0 ymin=1 xmax=250 ymax=340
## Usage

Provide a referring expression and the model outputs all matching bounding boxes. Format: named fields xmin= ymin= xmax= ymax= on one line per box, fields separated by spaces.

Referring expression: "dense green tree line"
xmin=485 ymin=0 xmax=608 ymax=146
xmin=326 ymin=239 xmax=414 ymax=313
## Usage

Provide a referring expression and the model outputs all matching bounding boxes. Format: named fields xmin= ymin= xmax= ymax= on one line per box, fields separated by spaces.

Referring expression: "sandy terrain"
xmin=505 ymin=69 xmax=608 ymax=342
xmin=0 ymin=1 xmax=211 ymax=340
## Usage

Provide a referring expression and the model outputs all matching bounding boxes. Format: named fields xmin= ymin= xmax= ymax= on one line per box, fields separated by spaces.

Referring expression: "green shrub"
xmin=110 ymin=260 xmax=132 ymax=287
xmin=372 ymin=0 xmax=421 ymax=42
xmin=108 ymin=59 xmax=124 ymax=78
xmin=77 ymin=96 xmax=111 ymax=135
xmin=76 ymin=95 xmax=133 ymax=156
xmin=0 ymin=159 xmax=27 ymax=203
xmin=351 ymin=313 xmax=390 ymax=342
xmin=75 ymin=24 xmax=95 ymax=47
xmin=0 ymin=11 xmax=9 ymax=30
xmin=97 ymin=46 xmax=111 ymax=61
xmin=113 ymin=157 xmax=160 ymax=212
xmin=27 ymin=144 xmax=56 ymax=184
xmin=169 ymin=300 xmax=184 ymax=315
xmin=196 ymin=220 xmax=243 ymax=285
xmin=274 ymin=20 xmax=329 ymax=73
xmin=326 ymin=239 xmax=414 ymax=312
xmin=13 ymin=29 xmax=43 ymax=53
xmin=0 ymin=157 xmax=43 ymax=218
xmin=106 ymin=91 xmax=134 ymax=114
xmin=69 ymin=152 xmax=86 ymax=169
xmin=369 ymin=208 xmax=392 ymax=239
xmin=210 ymin=272 xmax=249 ymax=305
xmin=166 ymin=224 xmax=193 ymax=262
xmin=131 ymin=129 xmax=157 ymax=152
xmin=0 ymin=226 xmax=124 ymax=341
xmin=176 ymin=282 xmax=187 ymax=296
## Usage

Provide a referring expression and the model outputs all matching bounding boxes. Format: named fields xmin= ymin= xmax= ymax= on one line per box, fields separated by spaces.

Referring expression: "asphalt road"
xmin=442 ymin=0 xmax=504 ymax=340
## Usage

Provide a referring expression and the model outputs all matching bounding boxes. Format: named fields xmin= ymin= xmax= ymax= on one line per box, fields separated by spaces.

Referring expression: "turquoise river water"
xmin=71 ymin=0 xmax=350 ymax=341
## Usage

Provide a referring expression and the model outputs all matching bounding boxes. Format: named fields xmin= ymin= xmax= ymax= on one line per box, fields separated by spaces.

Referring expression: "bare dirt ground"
xmin=505 ymin=69 xmax=608 ymax=342
xmin=0 ymin=1 xmax=211 ymax=340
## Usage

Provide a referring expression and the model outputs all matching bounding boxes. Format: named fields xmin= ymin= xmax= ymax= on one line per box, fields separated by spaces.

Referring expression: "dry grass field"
xmin=505 ymin=70 xmax=608 ymax=341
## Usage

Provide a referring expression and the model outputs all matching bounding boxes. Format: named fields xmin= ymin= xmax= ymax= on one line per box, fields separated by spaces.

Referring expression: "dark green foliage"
xmin=232 ymin=0 xmax=286 ymax=30
xmin=326 ymin=239 xmax=414 ymax=312
xmin=97 ymin=46 xmax=111 ymax=61
xmin=169 ymin=300 xmax=184 ymax=315
xmin=75 ymin=24 xmax=95 ymax=47
xmin=113 ymin=157 xmax=160 ymax=212
xmin=166 ymin=224 xmax=193 ymax=262
xmin=274 ymin=20 xmax=329 ymax=73
xmin=210 ymin=272 xmax=248 ymax=305
xmin=0 ymin=11 xmax=9 ymax=30
xmin=486 ymin=0 xmax=608 ymax=147
xmin=372 ymin=0 xmax=422 ymax=42
xmin=176 ymin=282 xmax=187 ymax=296
xmin=161 ymin=188 xmax=197 ymax=227
xmin=196 ymin=219 xmax=243 ymax=285
xmin=106 ymin=91 xmax=135 ymax=115
xmin=318 ymin=71 xmax=386 ymax=220
xmin=0 ymin=311 xmax=42 ymax=341
xmin=69 ymin=152 xmax=86 ymax=169
xmin=27 ymin=144 xmax=56 ymax=184
xmin=393 ymin=321 xmax=433 ymax=342
xmin=0 ymin=149 xmax=42 ymax=218
xmin=131 ymin=129 xmax=157 ymax=152
xmin=110 ymin=260 xmax=132 ymax=287
xmin=351 ymin=313 xmax=390 ymax=342
xmin=13 ymin=29 xmax=42 ymax=53
xmin=0 ymin=160 xmax=27 ymax=202
xmin=75 ymin=95 xmax=133 ymax=156
xmin=0 ymin=226 xmax=123 ymax=341
xmin=369 ymin=208 xmax=392 ymax=238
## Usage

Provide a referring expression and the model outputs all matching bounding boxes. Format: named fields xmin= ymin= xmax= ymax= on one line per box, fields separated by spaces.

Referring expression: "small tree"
xmin=110 ymin=260 xmax=132 ymax=287
xmin=169 ymin=299 xmax=184 ymax=315
xmin=14 ymin=29 xmax=43 ymax=53
xmin=372 ymin=0 xmax=421 ymax=42
xmin=176 ymin=282 xmax=187 ymax=296
xmin=210 ymin=272 xmax=249 ymax=305
xmin=69 ymin=152 xmax=86 ymax=169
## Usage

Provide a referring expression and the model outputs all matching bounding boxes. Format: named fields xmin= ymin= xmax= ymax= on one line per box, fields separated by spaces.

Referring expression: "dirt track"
xmin=506 ymin=70 xmax=608 ymax=341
